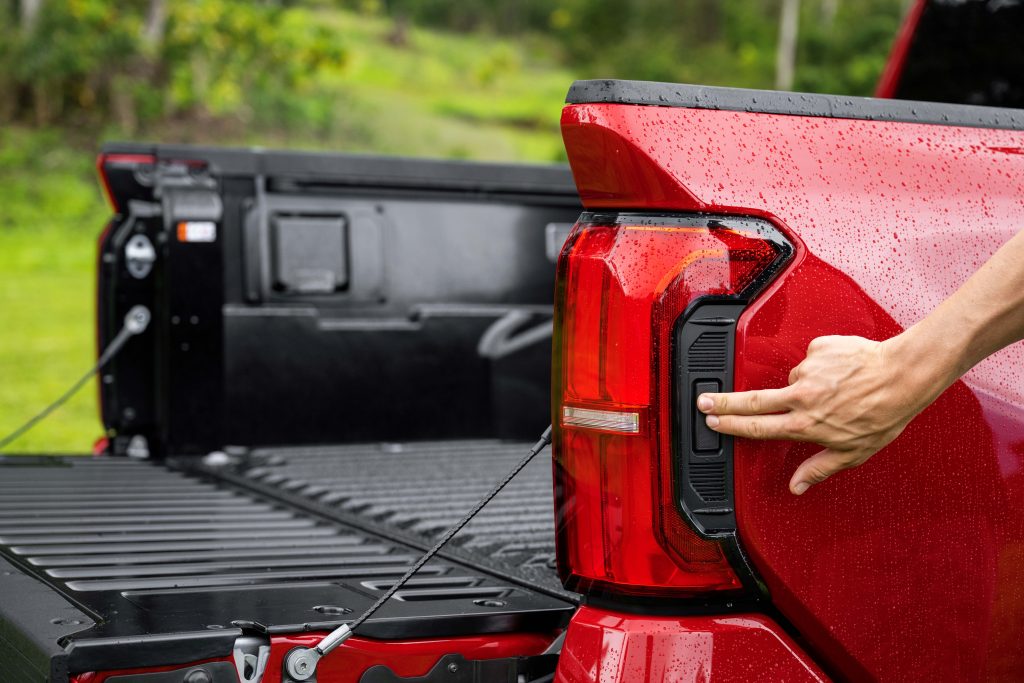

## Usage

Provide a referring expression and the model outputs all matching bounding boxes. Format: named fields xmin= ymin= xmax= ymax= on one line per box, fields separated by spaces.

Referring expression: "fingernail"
xmin=697 ymin=395 xmax=713 ymax=412
xmin=793 ymin=482 xmax=809 ymax=495
xmin=705 ymin=415 xmax=720 ymax=429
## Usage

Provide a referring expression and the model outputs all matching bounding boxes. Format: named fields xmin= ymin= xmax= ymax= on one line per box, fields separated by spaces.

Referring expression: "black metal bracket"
xmin=358 ymin=653 xmax=559 ymax=683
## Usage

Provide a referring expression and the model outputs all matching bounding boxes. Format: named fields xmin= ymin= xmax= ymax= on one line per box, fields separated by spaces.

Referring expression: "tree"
xmin=776 ymin=0 xmax=800 ymax=90
xmin=19 ymin=0 xmax=43 ymax=34
xmin=142 ymin=0 xmax=167 ymax=51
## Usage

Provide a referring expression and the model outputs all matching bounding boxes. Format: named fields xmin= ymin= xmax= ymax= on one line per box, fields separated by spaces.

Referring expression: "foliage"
xmin=370 ymin=0 xmax=907 ymax=94
xmin=0 ymin=0 xmax=911 ymax=139
xmin=0 ymin=1 xmax=134 ymax=124
xmin=163 ymin=2 xmax=348 ymax=132
xmin=795 ymin=0 xmax=907 ymax=94
xmin=0 ymin=1 xmax=574 ymax=160
xmin=1 ymin=0 xmax=348 ymax=132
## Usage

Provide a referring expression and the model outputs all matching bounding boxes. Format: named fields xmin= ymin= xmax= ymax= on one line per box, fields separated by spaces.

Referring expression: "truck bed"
xmin=0 ymin=147 xmax=583 ymax=678
xmin=0 ymin=452 xmax=573 ymax=676
xmin=226 ymin=439 xmax=564 ymax=594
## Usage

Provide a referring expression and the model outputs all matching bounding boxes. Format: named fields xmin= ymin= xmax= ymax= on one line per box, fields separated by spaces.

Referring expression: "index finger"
xmin=697 ymin=387 xmax=793 ymax=416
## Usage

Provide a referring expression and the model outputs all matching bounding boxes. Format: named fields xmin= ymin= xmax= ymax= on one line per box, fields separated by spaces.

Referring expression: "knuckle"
xmin=808 ymin=335 xmax=842 ymax=353
xmin=802 ymin=382 xmax=825 ymax=404
xmin=787 ymin=414 xmax=813 ymax=434
xmin=747 ymin=392 xmax=762 ymax=413
xmin=746 ymin=420 xmax=764 ymax=439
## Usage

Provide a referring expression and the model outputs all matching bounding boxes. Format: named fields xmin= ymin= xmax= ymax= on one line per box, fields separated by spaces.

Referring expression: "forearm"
xmin=887 ymin=229 xmax=1024 ymax=401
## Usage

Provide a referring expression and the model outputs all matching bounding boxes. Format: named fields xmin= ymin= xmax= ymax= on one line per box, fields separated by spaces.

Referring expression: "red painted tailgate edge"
xmin=555 ymin=606 xmax=827 ymax=682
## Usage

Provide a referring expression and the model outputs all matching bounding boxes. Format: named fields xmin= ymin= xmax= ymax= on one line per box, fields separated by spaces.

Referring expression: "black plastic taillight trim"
xmin=674 ymin=302 xmax=744 ymax=536
xmin=666 ymin=213 xmax=792 ymax=600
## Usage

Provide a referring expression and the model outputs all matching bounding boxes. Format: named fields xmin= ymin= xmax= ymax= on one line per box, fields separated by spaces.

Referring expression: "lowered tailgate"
xmin=0 ymin=455 xmax=573 ymax=679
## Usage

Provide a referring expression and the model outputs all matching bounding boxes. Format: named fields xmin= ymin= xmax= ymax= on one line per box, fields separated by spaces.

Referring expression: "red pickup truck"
xmin=2 ymin=1 xmax=1023 ymax=681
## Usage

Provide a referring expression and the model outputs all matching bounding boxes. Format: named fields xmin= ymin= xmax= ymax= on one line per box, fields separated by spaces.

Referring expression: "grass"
xmin=0 ymin=9 xmax=576 ymax=452
xmin=288 ymin=10 xmax=573 ymax=161
xmin=0 ymin=130 xmax=109 ymax=453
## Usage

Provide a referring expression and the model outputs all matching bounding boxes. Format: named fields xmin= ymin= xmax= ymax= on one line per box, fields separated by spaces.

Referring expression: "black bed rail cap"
xmin=100 ymin=142 xmax=578 ymax=195
xmin=565 ymin=79 xmax=1024 ymax=131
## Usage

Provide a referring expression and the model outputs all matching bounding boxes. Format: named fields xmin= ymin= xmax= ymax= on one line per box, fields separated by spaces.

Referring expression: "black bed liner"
xmin=566 ymin=79 xmax=1024 ymax=130
xmin=0 ymin=454 xmax=573 ymax=676
xmin=225 ymin=439 xmax=564 ymax=595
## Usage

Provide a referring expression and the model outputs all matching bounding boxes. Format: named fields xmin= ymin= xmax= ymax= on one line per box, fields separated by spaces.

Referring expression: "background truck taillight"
xmin=551 ymin=212 xmax=793 ymax=598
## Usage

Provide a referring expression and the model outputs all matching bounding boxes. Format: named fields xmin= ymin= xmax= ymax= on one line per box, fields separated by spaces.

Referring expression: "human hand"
xmin=696 ymin=334 xmax=950 ymax=495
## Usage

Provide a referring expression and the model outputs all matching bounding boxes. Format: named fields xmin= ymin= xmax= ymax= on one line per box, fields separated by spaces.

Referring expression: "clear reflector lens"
xmin=562 ymin=406 xmax=640 ymax=433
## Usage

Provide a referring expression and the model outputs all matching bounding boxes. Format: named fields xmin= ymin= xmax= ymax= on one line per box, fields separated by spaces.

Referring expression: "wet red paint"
xmin=561 ymin=103 xmax=1024 ymax=680
xmin=71 ymin=657 xmax=233 ymax=683
xmin=261 ymin=632 xmax=552 ymax=682
xmin=554 ymin=606 xmax=827 ymax=682
xmin=71 ymin=632 xmax=554 ymax=682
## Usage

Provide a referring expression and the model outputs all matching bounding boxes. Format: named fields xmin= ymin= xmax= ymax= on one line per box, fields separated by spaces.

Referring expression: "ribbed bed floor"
xmin=240 ymin=439 xmax=564 ymax=593
xmin=0 ymin=455 xmax=574 ymax=670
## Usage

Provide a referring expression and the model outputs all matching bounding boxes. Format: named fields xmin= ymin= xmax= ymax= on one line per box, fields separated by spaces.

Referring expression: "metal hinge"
xmin=234 ymin=633 xmax=271 ymax=683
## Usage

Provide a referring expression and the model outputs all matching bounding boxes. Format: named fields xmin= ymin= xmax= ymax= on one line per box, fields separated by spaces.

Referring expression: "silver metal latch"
xmin=125 ymin=233 xmax=156 ymax=279
xmin=234 ymin=634 xmax=271 ymax=683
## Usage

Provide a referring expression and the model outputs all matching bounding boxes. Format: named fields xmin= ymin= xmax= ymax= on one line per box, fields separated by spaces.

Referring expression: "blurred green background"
xmin=0 ymin=0 xmax=910 ymax=452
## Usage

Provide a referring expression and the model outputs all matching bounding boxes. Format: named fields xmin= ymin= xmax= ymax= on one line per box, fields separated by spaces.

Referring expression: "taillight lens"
xmin=552 ymin=212 xmax=792 ymax=597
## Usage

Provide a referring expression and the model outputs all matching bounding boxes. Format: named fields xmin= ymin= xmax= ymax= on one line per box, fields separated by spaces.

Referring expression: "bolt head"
xmin=184 ymin=669 xmax=213 ymax=683
xmin=448 ymin=662 xmax=459 ymax=673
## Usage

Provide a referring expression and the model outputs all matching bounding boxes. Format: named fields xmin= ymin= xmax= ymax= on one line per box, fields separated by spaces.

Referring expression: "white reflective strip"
xmin=562 ymin=406 xmax=639 ymax=433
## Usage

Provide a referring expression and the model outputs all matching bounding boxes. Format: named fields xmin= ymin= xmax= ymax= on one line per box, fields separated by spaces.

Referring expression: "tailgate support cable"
xmin=0 ymin=305 xmax=151 ymax=452
xmin=283 ymin=425 xmax=554 ymax=682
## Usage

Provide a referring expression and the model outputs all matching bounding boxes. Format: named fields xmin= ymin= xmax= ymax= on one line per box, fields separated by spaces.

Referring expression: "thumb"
xmin=790 ymin=449 xmax=848 ymax=495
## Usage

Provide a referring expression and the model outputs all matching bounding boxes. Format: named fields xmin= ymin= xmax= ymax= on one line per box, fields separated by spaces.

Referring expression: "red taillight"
xmin=552 ymin=212 xmax=792 ymax=598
